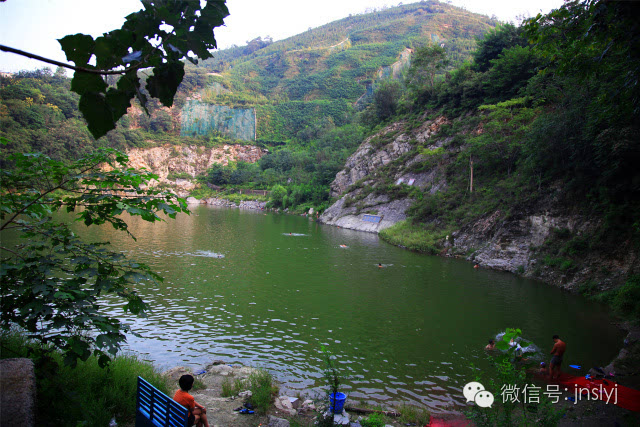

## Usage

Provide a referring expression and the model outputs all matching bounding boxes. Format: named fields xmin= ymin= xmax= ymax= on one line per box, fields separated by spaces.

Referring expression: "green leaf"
xmin=98 ymin=353 xmax=112 ymax=368
xmin=58 ymin=34 xmax=95 ymax=65
xmin=93 ymin=29 xmax=133 ymax=70
xmin=146 ymin=61 xmax=185 ymax=107
xmin=70 ymin=71 xmax=108 ymax=96
xmin=78 ymin=92 xmax=115 ymax=139
xmin=105 ymin=87 xmax=133 ymax=123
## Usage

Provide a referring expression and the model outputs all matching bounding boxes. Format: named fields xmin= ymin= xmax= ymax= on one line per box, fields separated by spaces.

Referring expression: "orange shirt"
xmin=174 ymin=389 xmax=195 ymax=414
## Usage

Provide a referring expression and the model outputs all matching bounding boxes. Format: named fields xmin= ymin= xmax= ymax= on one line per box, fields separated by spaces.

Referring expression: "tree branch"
xmin=0 ymin=44 xmax=143 ymax=76
xmin=0 ymin=158 xmax=103 ymax=231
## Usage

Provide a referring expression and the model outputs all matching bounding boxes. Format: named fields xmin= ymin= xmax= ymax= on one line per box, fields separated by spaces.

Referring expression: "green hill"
xmin=194 ymin=1 xmax=496 ymax=141
xmin=1 ymin=0 xmax=497 ymax=210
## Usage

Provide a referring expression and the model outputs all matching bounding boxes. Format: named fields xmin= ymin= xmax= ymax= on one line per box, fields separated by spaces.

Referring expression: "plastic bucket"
xmin=329 ymin=392 xmax=346 ymax=414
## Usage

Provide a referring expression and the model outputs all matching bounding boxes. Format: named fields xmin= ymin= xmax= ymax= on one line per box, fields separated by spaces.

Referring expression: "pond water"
xmin=71 ymin=205 xmax=623 ymax=412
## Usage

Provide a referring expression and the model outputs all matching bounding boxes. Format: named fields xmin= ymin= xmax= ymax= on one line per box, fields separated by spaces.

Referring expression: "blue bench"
xmin=136 ymin=376 xmax=189 ymax=427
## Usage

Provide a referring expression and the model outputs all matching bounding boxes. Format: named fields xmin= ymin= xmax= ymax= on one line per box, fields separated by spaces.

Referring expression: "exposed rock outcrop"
xmin=320 ymin=115 xmax=638 ymax=292
xmin=124 ymin=143 xmax=267 ymax=192
xmin=450 ymin=207 xmax=638 ymax=290
xmin=320 ymin=116 xmax=450 ymax=233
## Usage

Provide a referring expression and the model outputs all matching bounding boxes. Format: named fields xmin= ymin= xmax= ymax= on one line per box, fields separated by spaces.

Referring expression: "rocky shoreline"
xmin=158 ymin=363 xmax=364 ymax=427
xmin=185 ymin=197 xmax=268 ymax=211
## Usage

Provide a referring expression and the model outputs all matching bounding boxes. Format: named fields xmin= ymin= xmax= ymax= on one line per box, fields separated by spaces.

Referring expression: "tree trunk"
xmin=469 ymin=155 xmax=474 ymax=194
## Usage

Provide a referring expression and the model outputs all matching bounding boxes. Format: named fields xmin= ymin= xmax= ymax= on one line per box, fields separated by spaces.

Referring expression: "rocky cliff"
xmin=125 ymin=143 xmax=267 ymax=193
xmin=320 ymin=115 xmax=639 ymax=291
xmin=449 ymin=207 xmax=637 ymax=290
xmin=320 ymin=116 xmax=450 ymax=232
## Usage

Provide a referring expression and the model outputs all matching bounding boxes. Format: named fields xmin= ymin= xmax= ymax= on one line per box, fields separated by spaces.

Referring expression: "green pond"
xmin=69 ymin=206 xmax=623 ymax=411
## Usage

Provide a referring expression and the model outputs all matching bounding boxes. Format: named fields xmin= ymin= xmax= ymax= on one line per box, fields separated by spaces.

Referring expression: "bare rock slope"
xmin=320 ymin=116 xmax=450 ymax=233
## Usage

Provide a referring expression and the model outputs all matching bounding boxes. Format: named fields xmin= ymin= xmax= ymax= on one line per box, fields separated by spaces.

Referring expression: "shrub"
xmin=0 ymin=331 xmax=170 ymax=427
xmin=612 ymin=275 xmax=640 ymax=319
xmin=247 ymin=369 xmax=278 ymax=414
xmin=379 ymin=220 xmax=451 ymax=254
xmin=220 ymin=376 xmax=247 ymax=397
xmin=397 ymin=403 xmax=430 ymax=425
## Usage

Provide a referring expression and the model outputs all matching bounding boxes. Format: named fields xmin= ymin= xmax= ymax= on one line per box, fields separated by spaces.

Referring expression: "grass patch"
xmin=396 ymin=403 xmax=430 ymax=425
xmin=220 ymin=376 xmax=248 ymax=397
xmin=360 ymin=412 xmax=386 ymax=427
xmin=167 ymin=171 xmax=194 ymax=180
xmin=379 ymin=220 xmax=451 ymax=254
xmin=247 ymin=368 xmax=279 ymax=414
xmin=612 ymin=275 xmax=640 ymax=320
xmin=0 ymin=330 xmax=170 ymax=427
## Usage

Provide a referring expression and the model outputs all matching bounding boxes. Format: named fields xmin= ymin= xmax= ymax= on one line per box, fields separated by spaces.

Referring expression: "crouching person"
xmin=174 ymin=374 xmax=210 ymax=427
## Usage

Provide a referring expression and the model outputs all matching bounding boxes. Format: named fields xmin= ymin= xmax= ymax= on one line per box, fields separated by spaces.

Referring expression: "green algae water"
xmin=69 ymin=206 xmax=623 ymax=412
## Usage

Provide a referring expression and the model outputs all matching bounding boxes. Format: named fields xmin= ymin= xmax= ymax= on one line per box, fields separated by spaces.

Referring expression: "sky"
xmin=0 ymin=0 xmax=565 ymax=73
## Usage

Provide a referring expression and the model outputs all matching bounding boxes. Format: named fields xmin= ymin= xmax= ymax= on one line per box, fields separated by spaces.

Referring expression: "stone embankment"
xmin=185 ymin=197 xmax=267 ymax=210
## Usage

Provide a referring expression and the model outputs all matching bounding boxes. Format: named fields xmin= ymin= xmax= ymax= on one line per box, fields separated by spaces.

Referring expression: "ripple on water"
xmin=85 ymin=207 xmax=626 ymax=414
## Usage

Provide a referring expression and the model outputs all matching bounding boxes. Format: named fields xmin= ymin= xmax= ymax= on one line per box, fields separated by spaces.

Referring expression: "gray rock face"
xmin=321 ymin=196 xmax=413 ymax=233
xmin=1 ymin=358 xmax=36 ymax=427
xmin=330 ymin=122 xmax=414 ymax=198
xmin=448 ymin=209 xmax=633 ymax=290
xmin=321 ymin=117 xmax=450 ymax=233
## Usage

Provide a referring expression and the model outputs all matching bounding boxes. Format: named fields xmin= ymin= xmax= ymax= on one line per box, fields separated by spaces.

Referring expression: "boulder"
xmin=207 ymin=364 xmax=234 ymax=376
xmin=274 ymin=395 xmax=296 ymax=416
xmin=323 ymin=410 xmax=350 ymax=425
xmin=288 ymin=396 xmax=301 ymax=409
xmin=302 ymin=399 xmax=316 ymax=410
xmin=267 ymin=415 xmax=290 ymax=427
xmin=163 ymin=366 xmax=192 ymax=381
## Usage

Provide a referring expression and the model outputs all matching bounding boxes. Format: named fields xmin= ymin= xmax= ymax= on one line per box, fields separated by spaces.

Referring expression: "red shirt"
xmin=174 ymin=389 xmax=195 ymax=415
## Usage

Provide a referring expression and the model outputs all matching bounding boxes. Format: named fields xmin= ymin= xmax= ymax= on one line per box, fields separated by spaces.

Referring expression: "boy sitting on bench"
xmin=174 ymin=374 xmax=210 ymax=427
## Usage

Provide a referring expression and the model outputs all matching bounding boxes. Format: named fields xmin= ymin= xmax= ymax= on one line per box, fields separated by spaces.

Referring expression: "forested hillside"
xmin=320 ymin=0 xmax=640 ymax=315
xmin=1 ymin=0 xmax=497 ymax=212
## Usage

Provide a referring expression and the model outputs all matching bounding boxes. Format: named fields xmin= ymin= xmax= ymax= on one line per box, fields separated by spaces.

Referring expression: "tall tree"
xmin=1 ymin=147 xmax=189 ymax=366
